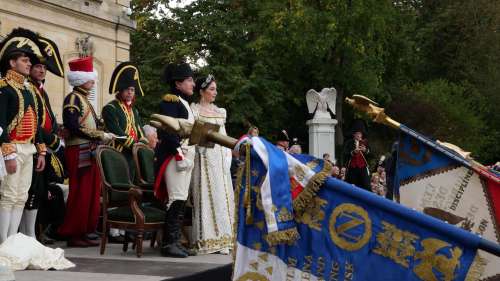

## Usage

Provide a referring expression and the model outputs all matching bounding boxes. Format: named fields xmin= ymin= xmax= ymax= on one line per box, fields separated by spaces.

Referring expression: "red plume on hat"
xmin=67 ymin=56 xmax=97 ymax=86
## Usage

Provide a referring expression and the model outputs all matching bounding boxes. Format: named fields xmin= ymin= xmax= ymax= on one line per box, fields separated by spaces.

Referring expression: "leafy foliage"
xmin=130 ymin=0 xmax=500 ymax=164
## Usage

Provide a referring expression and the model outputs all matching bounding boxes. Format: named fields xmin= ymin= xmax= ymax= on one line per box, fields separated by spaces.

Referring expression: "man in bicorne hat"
xmin=154 ymin=62 xmax=196 ymax=258
xmin=275 ymin=129 xmax=290 ymax=151
xmin=59 ymin=56 xmax=113 ymax=247
xmin=20 ymin=35 xmax=66 ymax=240
xmin=102 ymin=62 xmax=147 ymax=180
xmin=343 ymin=119 xmax=371 ymax=191
xmin=288 ymin=137 xmax=302 ymax=154
xmin=0 ymin=28 xmax=47 ymax=243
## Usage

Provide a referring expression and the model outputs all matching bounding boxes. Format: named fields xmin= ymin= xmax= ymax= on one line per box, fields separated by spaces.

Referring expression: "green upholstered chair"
xmin=132 ymin=143 xmax=162 ymax=248
xmin=132 ymin=143 xmax=155 ymax=189
xmin=96 ymin=145 xmax=165 ymax=257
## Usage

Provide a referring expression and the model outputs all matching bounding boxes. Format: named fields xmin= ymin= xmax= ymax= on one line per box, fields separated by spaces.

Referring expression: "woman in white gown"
xmin=190 ymin=75 xmax=234 ymax=254
xmin=0 ymin=127 xmax=6 ymax=180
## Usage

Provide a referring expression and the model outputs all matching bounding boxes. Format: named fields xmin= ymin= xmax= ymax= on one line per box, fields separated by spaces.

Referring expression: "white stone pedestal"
xmin=306 ymin=118 xmax=337 ymax=161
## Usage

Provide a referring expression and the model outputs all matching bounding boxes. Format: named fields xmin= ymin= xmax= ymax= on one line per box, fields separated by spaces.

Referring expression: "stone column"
xmin=306 ymin=118 xmax=337 ymax=160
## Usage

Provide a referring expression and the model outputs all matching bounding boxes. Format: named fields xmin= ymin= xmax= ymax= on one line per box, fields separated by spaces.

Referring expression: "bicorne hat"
xmin=163 ymin=62 xmax=193 ymax=83
xmin=109 ymin=62 xmax=144 ymax=96
xmin=34 ymin=36 xmax=64 ymax=77
xmin=0 ymin=28 xmax=46 ymax=75
xmin=351 ymin=118 xmax=367 ymax=136
xmin=67 ymin=56 xmax=97 ymax=87
xmin=277 ymin=129 xmax=290 ymax=142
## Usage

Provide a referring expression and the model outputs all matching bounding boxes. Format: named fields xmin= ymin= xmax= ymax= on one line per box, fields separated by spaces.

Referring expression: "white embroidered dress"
xmin=190 ymin=103 xmax=234 ymax=254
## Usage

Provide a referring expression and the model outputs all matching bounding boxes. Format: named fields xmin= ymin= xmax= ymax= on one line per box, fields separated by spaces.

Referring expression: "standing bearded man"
xmin=59 ymin=56 xmax=113 ymax=247
xmin=153 ymin=62 xmax=196 ymax=258
xmin=0 ymin=28 xmax=47 ymax=243
xmin=102 ymin=62 xmax=147 ymax=179
xmin=20 ymin=36 xmax=65 ymax=239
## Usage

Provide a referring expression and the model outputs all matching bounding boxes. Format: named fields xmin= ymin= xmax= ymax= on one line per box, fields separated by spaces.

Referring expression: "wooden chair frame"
xmin=96 ymin=145 xmax=164 ymax=257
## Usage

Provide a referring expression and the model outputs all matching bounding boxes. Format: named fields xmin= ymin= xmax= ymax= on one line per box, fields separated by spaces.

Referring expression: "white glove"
xmin=176 ymin=157 xmax=193 ymax=172
xmin=174 ymin=148 xmax=193 ymax=172
xmin=102 ymin=132 xmax=114 ymax=142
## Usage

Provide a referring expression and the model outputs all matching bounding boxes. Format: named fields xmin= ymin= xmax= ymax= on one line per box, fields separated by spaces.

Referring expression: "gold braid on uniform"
xmin=50 ymin=154 xmax=64 ymax=178
xmin=1 ymin=143 xmax=17 ymax=156
xmin=163 ymin=94 xmax=180 ymax=102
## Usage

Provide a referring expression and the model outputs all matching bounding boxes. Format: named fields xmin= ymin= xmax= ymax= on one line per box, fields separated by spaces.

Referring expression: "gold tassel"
xmin=232 ymin=161 xmax=245 ymax=269
xmin=293 ymin=160 xmax=333 ymax=215
xmin=50 ymin=154 xmax=63 ymax=178
xmin=264 ymin=227 xmax=300 ymax=246
xmin=244 ymin=143 xmax=253 ymax=224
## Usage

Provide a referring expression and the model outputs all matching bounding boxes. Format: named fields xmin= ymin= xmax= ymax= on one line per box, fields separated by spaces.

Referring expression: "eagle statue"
xmin=306 ymin=87 xmax=337 ymax=119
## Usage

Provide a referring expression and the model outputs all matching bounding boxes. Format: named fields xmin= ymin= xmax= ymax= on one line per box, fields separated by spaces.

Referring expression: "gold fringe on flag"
xmin=293 ymin=160 xmax=333 ymax=215
xmin=264 ymin=227 xmax=300 ymax=246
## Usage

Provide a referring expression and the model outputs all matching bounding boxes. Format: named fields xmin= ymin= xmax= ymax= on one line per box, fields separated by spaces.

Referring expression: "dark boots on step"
xmin=161 ymin=200 xmax=196 ymax=258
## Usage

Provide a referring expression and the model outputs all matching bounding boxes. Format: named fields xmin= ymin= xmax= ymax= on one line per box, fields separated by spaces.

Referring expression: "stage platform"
xmin=14 ymin=241 xmax=232 ymax=281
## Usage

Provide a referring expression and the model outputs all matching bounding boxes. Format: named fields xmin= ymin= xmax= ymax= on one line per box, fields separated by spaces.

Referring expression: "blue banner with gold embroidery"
xmin=233 ymin=138 xmax=481 ymax=281
xmin=394 ymin=125 xmax=500 ymax=279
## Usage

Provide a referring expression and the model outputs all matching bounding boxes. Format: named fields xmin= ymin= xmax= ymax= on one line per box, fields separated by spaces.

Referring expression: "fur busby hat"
xmin=163 ymin=62 xmax=193 ymax=83
xmin=351 ymin=118 xmax=367 ymax=136
xmin=67 ymin=56 xmax=97 ymax=86
xmin=277 ymin=129 xmax=290 ymax=142
xmin=109 ymin=62 xmax=144 ymax=96
xmin=0 ymin=28 xmax=46 ymax=75
xmin=33 ymin=36 xmax=64 ymax=77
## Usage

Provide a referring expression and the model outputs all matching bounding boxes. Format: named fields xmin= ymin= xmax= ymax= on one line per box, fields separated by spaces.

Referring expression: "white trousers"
xmin=165 ymin=146 xmax=195 ymax=207
xmin=0 ymin=144 xmax=36 ymax=210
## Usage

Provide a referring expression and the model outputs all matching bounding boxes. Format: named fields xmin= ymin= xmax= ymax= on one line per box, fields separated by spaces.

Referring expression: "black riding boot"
xmin=161 ymin=200 xmax=188 ymax=258
xmin=175 ymin=202 xmax=197 ymax=256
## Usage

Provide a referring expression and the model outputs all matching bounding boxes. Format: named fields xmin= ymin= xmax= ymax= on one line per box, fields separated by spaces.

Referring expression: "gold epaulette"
xmin=163 ymin=94 xmax=180 ymax=103
xmin=0 ymin=78 xmax=7 ymax=88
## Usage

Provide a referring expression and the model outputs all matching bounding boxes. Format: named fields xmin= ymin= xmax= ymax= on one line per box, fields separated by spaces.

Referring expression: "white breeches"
xmin=164 ymin=146 xmax=195 ymax=207
xmin=0 ymin=144 xmax=36 ymax=210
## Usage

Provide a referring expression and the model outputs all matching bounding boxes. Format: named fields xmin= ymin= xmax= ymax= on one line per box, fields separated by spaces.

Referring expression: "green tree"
xmin=130 ymin=0 xmax=500 ymax=163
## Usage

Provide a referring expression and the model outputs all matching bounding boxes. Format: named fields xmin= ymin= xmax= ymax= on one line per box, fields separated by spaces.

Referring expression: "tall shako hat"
xmin=109 ymin=62 xmax=144 ymax=96
xmin=0 ymin=27 xmax=46 ymax=75
xmin=67 ymin=56 xmax=97 ymax=86
xmin=35 ymin=36 xmax=64 ymax=77
xmin=163 ymin=62 xmax=193 ymax=83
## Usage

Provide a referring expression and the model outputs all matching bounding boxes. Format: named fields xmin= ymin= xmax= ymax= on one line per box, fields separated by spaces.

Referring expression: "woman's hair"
xmin=195 ymin=74 xmax=215 ymax=93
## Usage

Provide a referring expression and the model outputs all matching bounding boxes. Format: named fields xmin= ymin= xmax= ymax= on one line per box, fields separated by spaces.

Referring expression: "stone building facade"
xmin=0 ymin=0 xmax=135 ymax=120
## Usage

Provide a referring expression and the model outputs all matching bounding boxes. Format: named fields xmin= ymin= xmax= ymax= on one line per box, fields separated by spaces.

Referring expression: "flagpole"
xmin=150 ymin=114 xmax=238 ymax=149
xmin=345 ymin=95 xmax=500 ymax=257
xmin=344 ymin=95 xmax=500 ymax=184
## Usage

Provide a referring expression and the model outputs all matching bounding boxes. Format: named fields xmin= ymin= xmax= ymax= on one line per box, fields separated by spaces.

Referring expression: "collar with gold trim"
xmin=5 ymin=70 xmax=26 ymax=89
